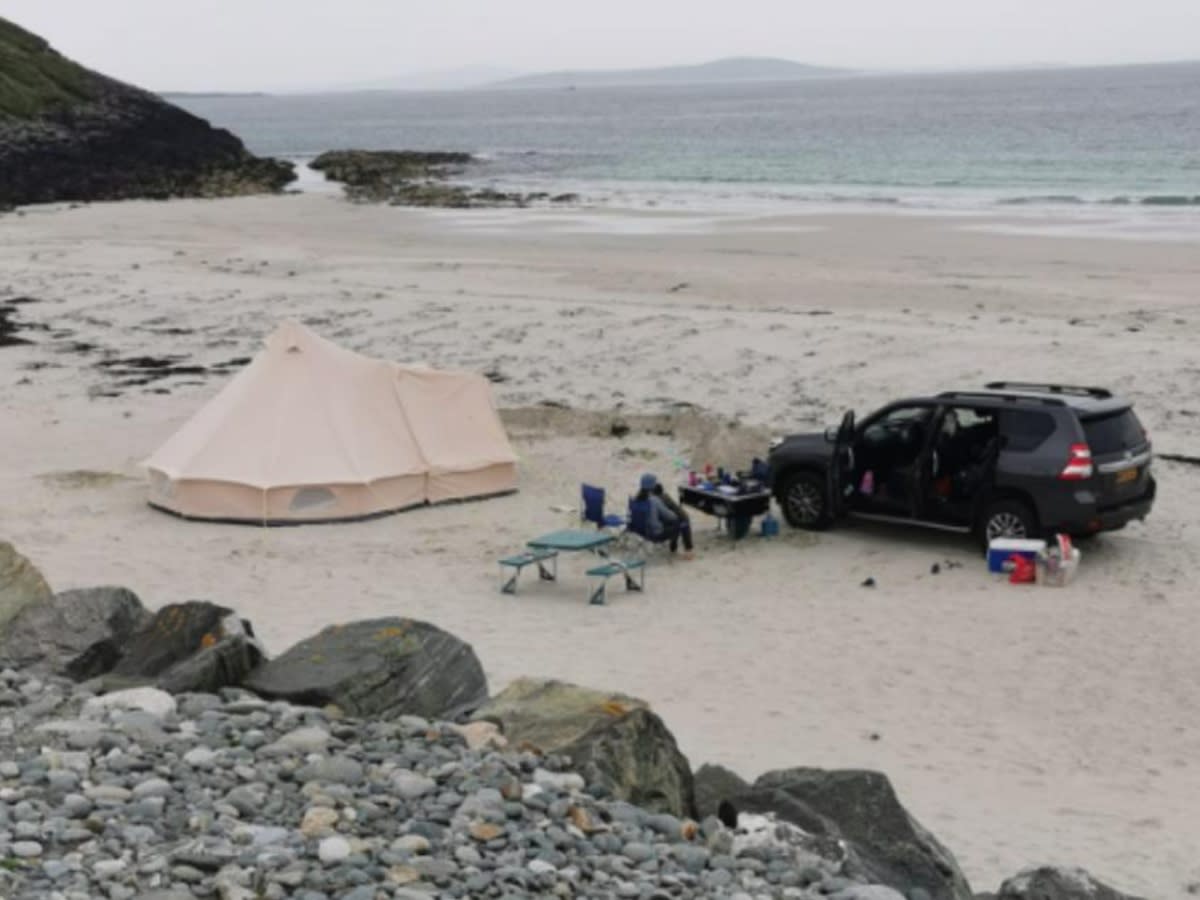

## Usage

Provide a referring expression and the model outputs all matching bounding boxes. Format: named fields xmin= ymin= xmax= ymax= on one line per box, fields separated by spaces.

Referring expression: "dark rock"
xmin=311 ymin=149 xmax=569 ymax=208
xmin=0 ymin=17 xmax=294 ymax=207
xmin=473 ymin=678 xmax=695 ymax=818
xmin=113 ymin=601 xmax=234 ymax=677
xmin=155 ymin=627 xmax=263 ymax=695
xmin=996 ymin=866 xmax=1146 ymax=900
xmin=0 ymin=586 xmax=150 ymax=675
xmin=107 ymin=601 xmax=262 ymax=693
xmin=0 ymin=302 xmax=37 ymax=347
xmin=66 ymin=639 xmax=124 ymax=680
xmin=732 ymin=768 xmax=973 ymax=900
xmin=692 ymin=763 xmax=750 ymax=820
xmin=244 ymin=617 xmax=487 ymax=720
xmin=311 ymin=149 xmax=472 ymax=187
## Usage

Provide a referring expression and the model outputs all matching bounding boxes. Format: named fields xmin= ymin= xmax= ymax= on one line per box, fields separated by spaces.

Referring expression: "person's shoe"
xmin=681 ymin=550 xmax=695 ymax=561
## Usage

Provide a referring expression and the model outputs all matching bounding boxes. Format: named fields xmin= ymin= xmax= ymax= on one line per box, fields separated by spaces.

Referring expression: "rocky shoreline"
xmin=311 ymin=151 xmax=580 ymax=209
xmin=0 ymin=17 xmax=295 ymax=208
xmin=0 ymin=542 xmax=1147 ymax=900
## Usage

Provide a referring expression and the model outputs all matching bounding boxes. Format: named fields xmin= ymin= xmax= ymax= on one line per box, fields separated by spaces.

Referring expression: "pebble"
xmin=133 ymin=777 xmax=172 ymax=798
xmin=318 ymin=835 xmax=352 ymax=864
xmin=300 ymin=806 xmax=340 ymax=837
xmin=183 ymin=746 xmax=218 ymax=768
xmin=296 ymin=756 xmax=364 ymax=785
xmin=391 ymin=769 xmax=437 ymax=799
xmin=11 ymin=840 xmax=43 ymax=857
xmin=93 ymin=859 xmax=127 ymax=878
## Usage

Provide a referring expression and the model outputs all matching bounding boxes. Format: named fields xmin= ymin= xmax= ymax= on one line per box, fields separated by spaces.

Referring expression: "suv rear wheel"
xmin=779 ymin=470 xmax=830 ymax=530
xmin=979 ymin=498 xmax=1038 ymax=547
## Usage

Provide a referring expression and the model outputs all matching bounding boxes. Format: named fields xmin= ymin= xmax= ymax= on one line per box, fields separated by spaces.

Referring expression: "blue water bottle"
xmin=761 ymin=510 xmax=780 ymax=537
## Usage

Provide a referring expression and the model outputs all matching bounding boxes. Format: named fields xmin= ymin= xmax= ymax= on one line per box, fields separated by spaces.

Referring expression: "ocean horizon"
xmin=175 ymin=61 xmax=1200 ymax=215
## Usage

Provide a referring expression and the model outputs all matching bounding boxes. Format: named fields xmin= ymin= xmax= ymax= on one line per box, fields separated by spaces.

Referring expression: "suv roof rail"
xmin=937 ymin=390 xmax=1065 ymax=407
xmin=984 ymin=381 xmax=1113 ymax=399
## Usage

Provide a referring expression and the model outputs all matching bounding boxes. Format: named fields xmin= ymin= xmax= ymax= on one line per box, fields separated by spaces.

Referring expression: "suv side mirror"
xmin=824 ymin=426 xmax=839 ymax=443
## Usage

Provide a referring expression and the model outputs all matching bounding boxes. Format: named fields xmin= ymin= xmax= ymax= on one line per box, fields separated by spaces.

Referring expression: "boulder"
xmin=996 ymin=866 xmax=1146 ymax=900
xmin=472 ymin=678 xmax=695 ymax=817
xmin=154 ymin=619 xmax=263 ymax=695
xmin=110 ymin=601 xmax=263 ymax=694
xmin=731 ymin=767 xmax=973 ymax=900
xmin=0 ymin=16 xmax=294 ymax=207
xmin=0 ymin=586 xmax=150 ymax=675
xmin=243 ymin=617 xmax=487 ymax=721
xmin=0 ymin=540 xmax=52 ymax=631
xmin=692 ymin=762 xmax=750 ymax=820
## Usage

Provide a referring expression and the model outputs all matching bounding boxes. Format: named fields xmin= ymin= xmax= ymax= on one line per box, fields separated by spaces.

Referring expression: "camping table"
xmin=521 ymin=529 xmax=617 ymax=601
xmin=526 ymin=529 xmax=615 ymax=556
xmin=677 ymin=484 xmax=772 ymax=540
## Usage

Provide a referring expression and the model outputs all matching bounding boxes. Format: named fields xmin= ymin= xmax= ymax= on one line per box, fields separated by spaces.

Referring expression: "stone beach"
xmin=0 ymin=668 xmax=901 ymax=900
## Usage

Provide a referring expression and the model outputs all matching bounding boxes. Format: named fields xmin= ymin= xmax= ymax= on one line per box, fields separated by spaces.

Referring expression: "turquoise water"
xmin=176 ymin=62 xmax=1200 ymax=209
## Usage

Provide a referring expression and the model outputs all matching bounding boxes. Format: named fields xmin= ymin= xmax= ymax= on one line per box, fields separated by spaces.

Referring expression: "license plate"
xmin=1116 ymin=467 xmax=1139 ymax=485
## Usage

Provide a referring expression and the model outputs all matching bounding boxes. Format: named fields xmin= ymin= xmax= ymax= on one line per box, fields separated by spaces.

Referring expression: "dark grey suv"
xmin=766 ymin=382 xmax=1156 ymax=544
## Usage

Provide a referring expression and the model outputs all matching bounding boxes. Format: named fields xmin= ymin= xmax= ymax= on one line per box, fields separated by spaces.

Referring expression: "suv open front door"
xmin=830 ymin=410 xmax=855 ymax=519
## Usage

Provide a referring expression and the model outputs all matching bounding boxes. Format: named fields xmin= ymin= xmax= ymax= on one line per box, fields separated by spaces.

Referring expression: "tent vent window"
xmin=290 ymin=487 xmax=337 ymax=512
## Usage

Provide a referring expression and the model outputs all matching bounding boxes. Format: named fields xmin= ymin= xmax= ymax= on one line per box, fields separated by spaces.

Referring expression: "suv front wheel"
xmin=979 ymin=498 xmax=1038 ymax=547
xmin=779 ymin=470 xmax=831 ymax=530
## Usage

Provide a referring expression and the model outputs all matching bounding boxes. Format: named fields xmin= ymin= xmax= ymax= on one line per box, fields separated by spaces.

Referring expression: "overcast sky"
xmin=7 ymin=0 xmax=1200 ymax=92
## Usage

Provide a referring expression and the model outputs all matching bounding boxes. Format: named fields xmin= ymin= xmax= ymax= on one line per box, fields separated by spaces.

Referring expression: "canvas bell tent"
xmin=144 ymin=322 xmax=517 ymax=523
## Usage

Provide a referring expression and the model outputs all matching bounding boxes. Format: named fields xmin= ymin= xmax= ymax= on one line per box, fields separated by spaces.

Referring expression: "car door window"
xmin=860 ymin=405 xmax=933 ymax=465
xmin=931 ymin=406 xmax=1000 ymax=500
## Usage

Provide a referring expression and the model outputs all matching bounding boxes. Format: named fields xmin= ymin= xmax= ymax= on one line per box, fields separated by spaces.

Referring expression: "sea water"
xmin=175 ymin=62 xmax=1200 ymax=216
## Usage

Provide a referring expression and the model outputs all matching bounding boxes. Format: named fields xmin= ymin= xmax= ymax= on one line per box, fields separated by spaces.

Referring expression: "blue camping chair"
xmin=581 ymin=484 xmax=627 ymax=530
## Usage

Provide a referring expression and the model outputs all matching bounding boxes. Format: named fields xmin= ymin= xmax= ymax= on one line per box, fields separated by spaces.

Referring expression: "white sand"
xmin=1 ymin=195 xmax=1198 ymax=898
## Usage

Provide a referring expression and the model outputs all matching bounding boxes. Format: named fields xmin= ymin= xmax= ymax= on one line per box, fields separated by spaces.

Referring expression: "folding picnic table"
xmin=503 ymin=529 xmax=641 ymax=604
xmin=526 ymin=529 xmax=615 ymax=556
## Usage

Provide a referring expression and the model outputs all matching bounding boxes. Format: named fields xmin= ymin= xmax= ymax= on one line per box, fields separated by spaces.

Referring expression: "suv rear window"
xmin=1083 ymin=408 xmax=1146 ymax=455
xmin=999 ymin=410 xmax=1056 ymax=452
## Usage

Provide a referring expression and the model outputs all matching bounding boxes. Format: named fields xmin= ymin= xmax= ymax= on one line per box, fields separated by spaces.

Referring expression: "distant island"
xmin=489 ymin=57 xmax=846 ymax=90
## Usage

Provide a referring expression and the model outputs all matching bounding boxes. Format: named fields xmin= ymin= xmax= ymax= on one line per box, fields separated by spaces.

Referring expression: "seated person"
xmin=636 ymin=474 xmax=694 ymax=559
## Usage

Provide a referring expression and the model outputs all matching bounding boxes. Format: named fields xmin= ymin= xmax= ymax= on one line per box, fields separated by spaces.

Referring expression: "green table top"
xmin=527 ymin=529 xmax=615 ymax=552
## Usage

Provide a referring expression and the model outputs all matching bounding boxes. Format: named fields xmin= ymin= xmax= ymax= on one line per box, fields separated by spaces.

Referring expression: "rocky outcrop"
xmin=311 ymin=149 xmax=581 ymax=208
xmin=996 ymin=866 xmax=1146 ymax=900
xmin=0 ymin=16 xmax=294 ymax=207
xmin=310 ymin=150 xmax=472 ymax=196
xmin=731 ymin=767 xmax=974 ymax=900
xmin=473 ymin=678 xmax=695 ymax=817
xmin=0 ymin=585 xmax=150 ymax=675
xmin=243 ymin=617 xmax=487 ymax=720
xmin=0 ymin=541 xmax=53 ymax=631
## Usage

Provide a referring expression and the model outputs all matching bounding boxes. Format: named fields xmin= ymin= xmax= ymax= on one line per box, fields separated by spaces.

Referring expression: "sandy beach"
xmin=1 ymin=194 xmax=1198 ymax=898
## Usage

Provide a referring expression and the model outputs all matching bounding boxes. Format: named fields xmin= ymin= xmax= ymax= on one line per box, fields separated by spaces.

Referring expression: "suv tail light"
xmin=1059 ymin=443 xmax=1094 ymax=480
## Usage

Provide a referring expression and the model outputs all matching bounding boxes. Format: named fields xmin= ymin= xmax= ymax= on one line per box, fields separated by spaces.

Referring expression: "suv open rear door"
xmin=830 ymin=410 xmax=856 ymax=518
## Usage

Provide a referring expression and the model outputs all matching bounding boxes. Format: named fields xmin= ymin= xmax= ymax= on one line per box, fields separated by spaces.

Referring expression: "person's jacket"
xmin=648 ymin=494 xmax=678 ymax=537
